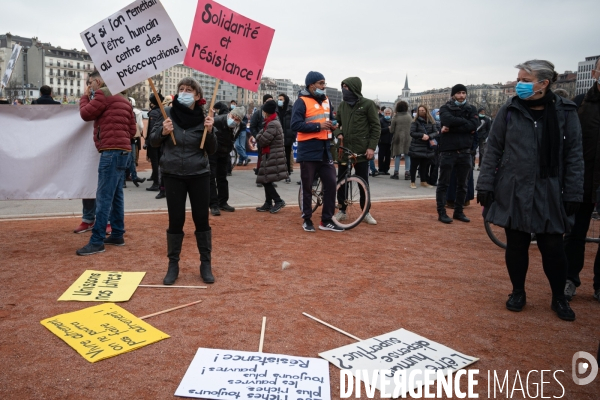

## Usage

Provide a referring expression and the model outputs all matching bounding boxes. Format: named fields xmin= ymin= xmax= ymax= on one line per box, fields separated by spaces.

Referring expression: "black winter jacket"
xmin=149 ymin=107 xmax=217 ymax=177
xmin=278 ymin=105 xmax=295 ymax=147
xmin=379 ymin=116 xmax=392 ymax=144
xmin=213 ymin=114 xmax=236 ymax=155
xmin=32 ymin=95 xmax=60 ymax=105
xmin=408 ymin=118 xmax=439 ymax=159
xmin=438 ymin=100 xmax=478 ymax=152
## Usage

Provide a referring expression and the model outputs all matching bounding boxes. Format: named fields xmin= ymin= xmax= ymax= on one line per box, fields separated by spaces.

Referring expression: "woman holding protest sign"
xmin=150 ymin=77 xmax=218 ymax=285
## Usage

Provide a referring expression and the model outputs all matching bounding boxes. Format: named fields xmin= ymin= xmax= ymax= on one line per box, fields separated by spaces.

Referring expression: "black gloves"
xmin=564 ymin=201 xmax=580 ymax=216
xmin=477 ymin=190 xmax=494 ymax=208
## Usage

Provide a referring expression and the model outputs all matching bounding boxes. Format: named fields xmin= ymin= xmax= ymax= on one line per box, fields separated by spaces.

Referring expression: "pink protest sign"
xmin=184 ymin=0 xmax=275 ymax=92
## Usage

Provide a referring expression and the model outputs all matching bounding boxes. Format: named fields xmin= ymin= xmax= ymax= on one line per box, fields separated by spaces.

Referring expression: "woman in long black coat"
xmin=408 ymin=105 xmax=438 ymax=189
xmin=476 ymin=59 xmax=583 ymax=321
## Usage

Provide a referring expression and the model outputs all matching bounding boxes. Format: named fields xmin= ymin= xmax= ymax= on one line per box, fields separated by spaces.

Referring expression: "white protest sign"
xmin=80 ymin=0 xmax=186 ymax=93
xmin=319 ymin=328 xmax=478 ymax=397
xmin=1 ymin=44 xmax=22 ymax=89
xmin=175 ymin=348 xmax=331 ymax=400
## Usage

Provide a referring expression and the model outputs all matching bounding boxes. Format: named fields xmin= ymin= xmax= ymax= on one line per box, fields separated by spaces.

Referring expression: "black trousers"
xmin=564 ymin=202 xmax=600 ymax=291
xmin=337 ymin=161 xmax=369 ymax=212
xmin=284 ymin=145 xmax=293 ymax=174
xmin=409 ymin=157 xmax=430 ymax=183
xmin=436 ymin=151 xmax=471 ymax=213
xmin=504 ymin=228 xmax=567 ymax=299
xmin=428 ymin=149 xmax=439 ymax=185
xmin=263 ymin=182 xmax=282 ymax=204
xmin=300 ymin=156 xmax=336 ymax=222
xmin=147 ymin=146 xmax=160 ymax=182
xmin=163 ymin=174 xmax=210 ymax=234
xmin=209 ymin=153 xmax=230 ymax=207
xmin=378 ymin=143 xmax=391 ymax=173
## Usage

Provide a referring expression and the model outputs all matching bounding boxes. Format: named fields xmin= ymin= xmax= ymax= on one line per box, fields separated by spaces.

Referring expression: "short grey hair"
xmin=177 ymin=77 xmax=203 ymax=99
xmin=515 ymin=59 xmax=558 ymax=86
xmin=384 ymin=107 xmax=393 ymax=113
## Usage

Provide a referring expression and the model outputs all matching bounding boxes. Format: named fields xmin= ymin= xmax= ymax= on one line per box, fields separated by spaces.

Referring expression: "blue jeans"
xmin=369 ymin=159 xmax=376 ymax=173
xmin=82 ymin=199 xmax=96 ymax=223
xmin=127 ymin=142 xmax=138 ymax=180
xmin=234 ymin=131 xmax=247 ymax=162
xmin=89 ymin=150 xmax=128 ymax=244
xmin=393 ymin=155 xmax=410 ymax=173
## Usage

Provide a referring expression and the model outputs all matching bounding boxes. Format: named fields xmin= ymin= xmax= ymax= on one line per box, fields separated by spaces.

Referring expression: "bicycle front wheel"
xmin=230 ymin=149 xmax=238 ymax=170
xmin=484 ymin=220 xmax=507 ymax=249
xmin=335 ymin=175 xmax=370 ymax=230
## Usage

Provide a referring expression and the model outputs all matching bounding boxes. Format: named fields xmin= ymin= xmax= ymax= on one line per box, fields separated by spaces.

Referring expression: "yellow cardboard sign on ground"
xmin=41 ymin=304 xmax=169 ymax=363
xmin=58 ymin=270 xmax=146 ymax=302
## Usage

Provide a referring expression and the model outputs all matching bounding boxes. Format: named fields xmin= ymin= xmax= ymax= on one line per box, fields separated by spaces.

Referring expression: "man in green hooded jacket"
xmin=335 ymin=77 xmax=380 ymax=225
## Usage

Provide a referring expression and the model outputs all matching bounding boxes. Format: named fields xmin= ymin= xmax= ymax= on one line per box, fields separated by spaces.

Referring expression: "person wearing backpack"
xmin=476 ymin=59 xmax=583 ymax=321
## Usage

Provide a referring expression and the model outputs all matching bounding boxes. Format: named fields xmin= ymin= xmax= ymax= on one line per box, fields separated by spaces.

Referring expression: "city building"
xmin=43 ymin=45 xmax=94 ymax=102
xmin=258 ymin=77 xmax=278 ymax=101
xmin=275 ymin=78 xmax=294 ymax=101
xmin=0 ymin=33 xmax=44 ymax=102
xmin=576 ymin=55 xmax=600 ymax=95
xmin=554 ymin=71 xmax=577 ymax=99
xmin=325 ymin=87 xmax=342 ymax=110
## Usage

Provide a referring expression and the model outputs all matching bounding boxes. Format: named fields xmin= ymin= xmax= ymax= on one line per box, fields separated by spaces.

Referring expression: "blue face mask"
xmin=228 ymin=118 xmax=237 ymax=127
xmin=384 ymin=115 xmax=391 ymax=120
xmin=314 ymin=88 xmax=326 ymax=96
xmin=479 ymin=114 xmax=485 ymax=118
xmin=277 ymin=100 xmax=283 ymax=107
xmin=435 ymin=114 xmax=440 ymax=121
xmin=230 ymin=104 xmax=236 ymax=109
xmin=454 ymin=99 xmax=466 ymax=106
xmin=177 ymin=92 xmax=195 ymax=107
xmin=515 ymin=81 xmax=542 ymax=99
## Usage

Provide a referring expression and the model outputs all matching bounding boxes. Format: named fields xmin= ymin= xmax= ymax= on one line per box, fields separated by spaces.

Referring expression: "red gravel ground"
xmin=0 ymin=200 xmax=598 ymax=399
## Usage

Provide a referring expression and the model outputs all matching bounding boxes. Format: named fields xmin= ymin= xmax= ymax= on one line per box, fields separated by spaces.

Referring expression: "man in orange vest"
xmin=291 ymin=71 xmax=343 ymax=233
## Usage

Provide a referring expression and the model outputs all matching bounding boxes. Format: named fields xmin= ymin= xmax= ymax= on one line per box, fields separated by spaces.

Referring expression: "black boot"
xmin=438 ymin=211 xmax=453 ymax=224
xmin=195 ymin=230 xmax=215 ymax=283
xmin=163 ymin=231 xmax=184 ymax=285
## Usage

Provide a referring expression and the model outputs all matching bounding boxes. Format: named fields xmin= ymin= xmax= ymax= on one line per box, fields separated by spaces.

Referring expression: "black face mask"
xmin=342 ymin=88 xmax=359 ymax=105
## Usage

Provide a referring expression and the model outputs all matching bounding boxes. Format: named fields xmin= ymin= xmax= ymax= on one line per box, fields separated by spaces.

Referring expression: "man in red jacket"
xmin=76 ymin=70 xmax=136 ymax=256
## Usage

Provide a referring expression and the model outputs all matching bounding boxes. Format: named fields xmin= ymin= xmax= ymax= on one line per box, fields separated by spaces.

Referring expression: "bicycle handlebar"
xmin=338 ymin=146 xmax=366 ymax=158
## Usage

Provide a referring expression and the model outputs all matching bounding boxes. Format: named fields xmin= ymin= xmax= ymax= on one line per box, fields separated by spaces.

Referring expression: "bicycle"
xmin=297 ymin=146 xmax=371 ymax=229
xmin=229 ymin=148 xmax=238 ymax=171
xmin=484 ymin=210 xmax=600 ymax=249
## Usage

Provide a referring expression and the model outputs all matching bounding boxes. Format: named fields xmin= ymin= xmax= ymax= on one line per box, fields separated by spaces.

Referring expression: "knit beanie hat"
xmin=262 ymin=94 xmax=273 ymax=103
xmin=451 ymin=84 xmax=467 ymax=97
xmin=149 ymin=92 xmax=165 ymax=107
xmin=262 ymin=99 xmax=277 ymax=115
xmin=305 ymin=71 xmax=325 ymax=87
xmin=230 ymin=106 xmax=246 ymax=120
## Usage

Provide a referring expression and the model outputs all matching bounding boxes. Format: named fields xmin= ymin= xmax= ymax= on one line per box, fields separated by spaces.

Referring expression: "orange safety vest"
xmin=297 ymin=96 xmax=332 ymax=141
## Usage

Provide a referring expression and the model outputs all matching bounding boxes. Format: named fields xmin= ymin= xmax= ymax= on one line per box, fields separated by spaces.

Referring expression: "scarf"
xmin=517 ymin=89 xmax=559 ymax=179
xmin=342 ymin=88 xmax=359 ymax=106
xmin=261 ymin=113 xmax=278 ymax=154
xmin=170 ymin=94 xmax=205 ymax=130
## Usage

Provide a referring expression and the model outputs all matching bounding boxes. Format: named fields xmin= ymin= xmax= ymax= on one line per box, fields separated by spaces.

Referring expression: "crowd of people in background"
xmin=3 ymin=56 xmax=599 ymax=322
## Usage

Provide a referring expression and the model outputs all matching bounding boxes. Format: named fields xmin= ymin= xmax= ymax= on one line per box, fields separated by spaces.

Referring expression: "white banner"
xmin=1 ymin=44 xmax=22 ymax=89
xmin=0 ymin=105 xmax=98 ymax=200
xmin=175 ymin=348 xmax=331 ymax=399
xmin=80 ymin=0 xmax=186 ymax=93
xmin=319 ymin=328 xmax=478 ymax=397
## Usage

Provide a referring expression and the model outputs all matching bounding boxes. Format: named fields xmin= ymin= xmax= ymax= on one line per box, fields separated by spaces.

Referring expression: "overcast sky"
xmin=1 ymin=0 xmax=597 ymax=101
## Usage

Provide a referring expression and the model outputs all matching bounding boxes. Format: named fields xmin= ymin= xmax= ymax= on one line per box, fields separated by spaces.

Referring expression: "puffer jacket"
xmin=149 ymin=107 xmax=217 ymax=176
xmin=476 ymin=94 xmax=583 ymax=234
xmin=256 ymin=118 xmax=288 ymax=184
xmin=79 ymin=87 xmax=136 ymax=152
xmin=213 ymin=114 xmax=235 ymax=155
xmin=278 ymin=102 xmax=295 ymax=147
xmin=336 ymin=77 xmax=381 ymax=163
xmin=390 ymin=112 xmax=412 ymax=156
xmin=408 ymin=117 xmax=439 ymax=159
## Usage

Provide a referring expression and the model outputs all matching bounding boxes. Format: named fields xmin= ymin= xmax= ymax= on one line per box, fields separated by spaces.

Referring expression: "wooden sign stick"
xmin=138 ymin=285 xmax=207 ymax=289
xmin=200 ymin=78 xmax=220 ymax=149
xmin=148 ymin=77 xmax=176 ymax=145
xmin=139 ymin=299 xmax=202 ymax=320
xmin=302 ymin=312 xmax=362 ymax=341
xmin=258 ymin=316 xmax=266 ymax=353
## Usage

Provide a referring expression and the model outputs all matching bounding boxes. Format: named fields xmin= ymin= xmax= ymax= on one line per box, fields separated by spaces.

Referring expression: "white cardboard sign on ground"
xmin=175 ymin=348 xmax=331 ymax=399
xmin=80 ymin=0 xmax=186 ymax=93
xmin=319 ymin=328 xmax=478 ymax=397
